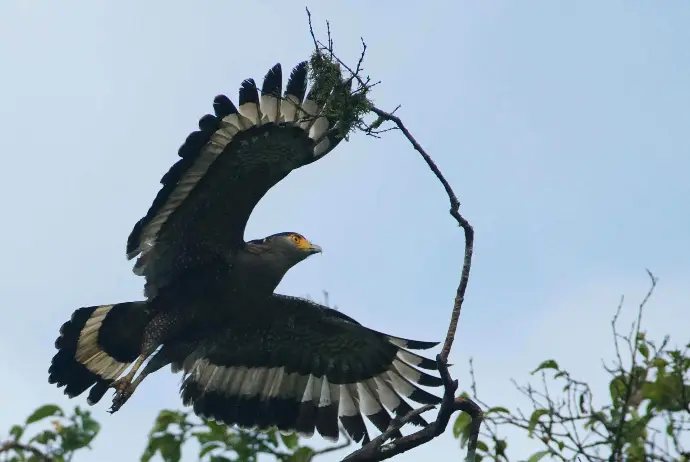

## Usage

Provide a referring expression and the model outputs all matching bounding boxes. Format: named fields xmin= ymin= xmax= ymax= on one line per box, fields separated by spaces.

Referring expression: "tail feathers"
xmin=48 ymin=302 xmax=150 ymax=403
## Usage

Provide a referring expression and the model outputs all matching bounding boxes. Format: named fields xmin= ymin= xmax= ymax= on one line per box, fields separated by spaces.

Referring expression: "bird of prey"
xmin=49 ymin=59 xmax=442 ymax=443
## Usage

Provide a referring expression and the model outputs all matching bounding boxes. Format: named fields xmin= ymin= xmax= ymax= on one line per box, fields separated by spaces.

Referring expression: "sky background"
xmin=1 ymin=1 xmax=689 ymax=461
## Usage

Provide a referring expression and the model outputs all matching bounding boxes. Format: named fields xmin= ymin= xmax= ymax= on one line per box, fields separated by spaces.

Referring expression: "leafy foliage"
xmin=1 ymin=404 xmax=100 ymax=462
xmin=453 ymin=274 xmax=690 ymax=461
xmin=142 ymin=409 xmax=349 ymax=462
xmin=1 ymin=406 xmax=350 ymax=462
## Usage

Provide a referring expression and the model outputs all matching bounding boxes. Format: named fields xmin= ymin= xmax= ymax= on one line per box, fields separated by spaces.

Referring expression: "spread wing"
xmin=173 ymin=295 xmax=442 ymax=443
xmin=127 ymin=62 xmax=350 ymax=296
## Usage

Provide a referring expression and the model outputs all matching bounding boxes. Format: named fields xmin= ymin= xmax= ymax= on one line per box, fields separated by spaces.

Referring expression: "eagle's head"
xmin=239 ymin=232 xmax=322 ymax=291
xmin=246 ymin=232 xmax=322 ymax=260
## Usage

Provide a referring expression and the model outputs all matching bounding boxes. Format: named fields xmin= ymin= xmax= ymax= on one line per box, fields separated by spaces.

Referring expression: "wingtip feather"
xmin=239 ymin=78 xmax=261 ymax=126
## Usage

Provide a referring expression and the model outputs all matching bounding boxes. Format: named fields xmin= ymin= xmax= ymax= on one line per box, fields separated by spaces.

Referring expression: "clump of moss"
xmin=308 ymin=51 xmax=373 ymax=140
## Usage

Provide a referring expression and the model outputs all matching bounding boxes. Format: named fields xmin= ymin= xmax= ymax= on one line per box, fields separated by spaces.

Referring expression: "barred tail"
xmin=48 ymin=301 xmax=151 ymax=404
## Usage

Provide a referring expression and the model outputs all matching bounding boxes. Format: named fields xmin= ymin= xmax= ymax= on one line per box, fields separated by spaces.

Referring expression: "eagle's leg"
xmin=109 ymin=344 xmax=178 ymax=413
xmin=111 ymin=354 xmax=147 ymax=388
xmin=108 ymin=310 xmax=182 ymax=413
xmin=109 ymin=363 xmax=147 ymax=413
xmin=113 ymin=355 xmax=147 ymax=391
xmin=109 ymin=334 xmax=161 ymax=396
xmin=107 ymin=353 xmax=153 ymax=413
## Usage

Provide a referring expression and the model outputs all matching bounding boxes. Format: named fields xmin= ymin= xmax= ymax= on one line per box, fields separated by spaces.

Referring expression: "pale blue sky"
xmin=1 ymin=1 xmax=689 ymax=461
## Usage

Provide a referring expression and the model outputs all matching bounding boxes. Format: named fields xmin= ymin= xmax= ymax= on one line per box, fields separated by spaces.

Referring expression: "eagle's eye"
xmin=291 ymin=234 xmax=301 ymax=244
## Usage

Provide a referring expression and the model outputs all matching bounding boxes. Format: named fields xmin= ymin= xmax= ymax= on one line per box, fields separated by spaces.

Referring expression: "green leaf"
xmin=141 ymin=443 xmax=156 ymax=462
xmin=280 ymin=432 xmax=299 ymax=450
xmin=265 ymin=428 xmax=279 ymax=447
xmin=453 ymin=412 xmax=472 ymax=439
xmin=29 ymin=429 xmax=57 ymax=445
xmin=638 ymin=343 xmax=649 ymax=359
xmin=652 ymin=357 xmax=669 ymax=369
xmin=80 ymin=414 xmax=100 ymax=444
xmin=527 ymin=451 xmax=550 ymax=462
xmin=59 ymin=424 xmax=89 ymax=452
xmin=142 ymin=435 xmax=170 ymax=462
xmin=527 ymin=409 xmax=549 ymax=437
xmin=485 ymin=407 xmax=510 ymax=415
xmin=531 ymin=360 xmax=559 ymax=375
xmin=495 ymin=439 xmax=507 ymax=456
xmin=288 ymin=447 xmax=316 ymax=462
xmin=209 ymin=457 xmax=232 ymax=462
xmin=157 ymin=434 xmax=182 ymax=462
xmin=625 ymin=439 xmax=646 ymax=460
xmin=643 ymin=375 xmax=689 ymax=412
xmin=199 ymin=443 xmax=221 ymax=458
xmin=26 ymin=405 xmax=63 ymax=424
xmin=204 ymin=420 xmax=229 ymax=442
xmin=151 ymin=410 xmax=186 ymax=434
xmin=9 ymin=425 xmax=24 ymax=441
xmin=623 ymin=412 xmax=650 ymax=441
xmin=666 ymin=422 xmax=675 ymax=436
xmin=609 ymin=375 xmax=628 ymax=404
xmin=476 ymin=440 xmax=489 ymax=452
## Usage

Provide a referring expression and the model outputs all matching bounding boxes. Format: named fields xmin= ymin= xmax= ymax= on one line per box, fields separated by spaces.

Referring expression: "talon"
xmin=109 ymin=390 xmax=131 ymax=414
xmin=108 ymin=379 xmax=135 ymax=414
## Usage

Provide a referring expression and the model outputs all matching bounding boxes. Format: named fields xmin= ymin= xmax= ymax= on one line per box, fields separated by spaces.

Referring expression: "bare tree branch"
xmin=365 ymin=103 xmax=475 ymax=363
xmin=304 ymin=8 xmax=474 ymax=364
xmin=304 ymin=8 xmax=482 ymax=461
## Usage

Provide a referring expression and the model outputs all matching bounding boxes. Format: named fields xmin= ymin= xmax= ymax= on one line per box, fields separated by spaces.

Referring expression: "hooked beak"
xmin=307 ymin=244 xmax=322 ymax=255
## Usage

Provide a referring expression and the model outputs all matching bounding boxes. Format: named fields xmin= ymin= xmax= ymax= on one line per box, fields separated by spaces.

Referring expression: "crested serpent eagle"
xmin=48 ymin=60 xmax=442 ymax=443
